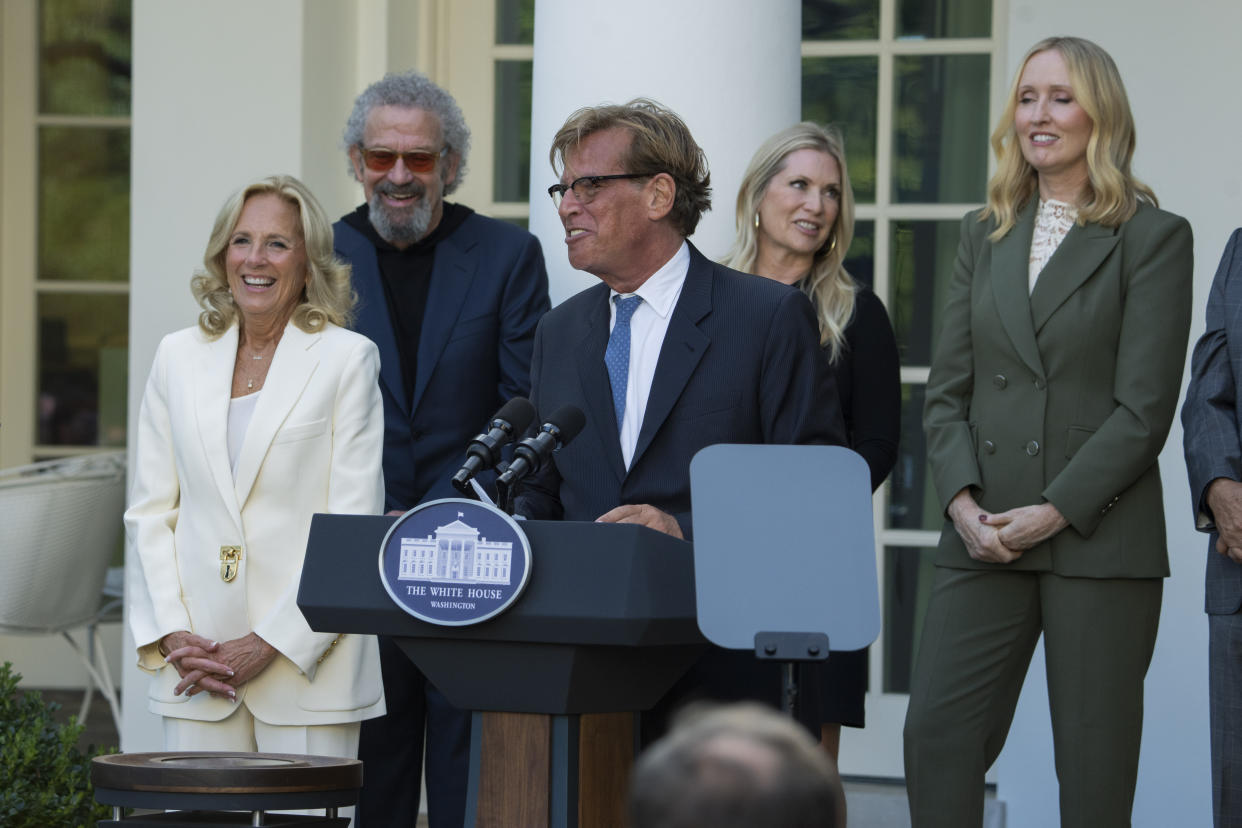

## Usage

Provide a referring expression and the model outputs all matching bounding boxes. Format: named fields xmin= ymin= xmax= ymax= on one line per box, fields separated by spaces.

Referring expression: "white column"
xmin=527 ymin=0 xmax=802 ymax=305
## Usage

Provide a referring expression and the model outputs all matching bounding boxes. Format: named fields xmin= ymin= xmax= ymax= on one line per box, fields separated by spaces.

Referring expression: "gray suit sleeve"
xmin=1183 ymin=228 xmax=1242 ymax=529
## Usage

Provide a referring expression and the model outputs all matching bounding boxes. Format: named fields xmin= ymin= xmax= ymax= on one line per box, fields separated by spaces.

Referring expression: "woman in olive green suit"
xmin=903 ymin=37 xmax=1193 ymax=828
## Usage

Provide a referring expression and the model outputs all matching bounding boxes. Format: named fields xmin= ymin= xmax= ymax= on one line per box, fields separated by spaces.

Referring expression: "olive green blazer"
xmin=924 ymin=199 xmax=1193 ymax=577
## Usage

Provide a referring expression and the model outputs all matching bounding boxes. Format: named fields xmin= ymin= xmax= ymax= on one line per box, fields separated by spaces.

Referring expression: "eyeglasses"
xmin=359 ymin=146 xmax=448 ymax=173
xmin=547 ymin=173 xmax=654 ymax=207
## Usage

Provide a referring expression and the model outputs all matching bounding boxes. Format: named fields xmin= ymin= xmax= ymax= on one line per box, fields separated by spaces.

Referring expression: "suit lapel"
xmin=233 ymin=324 xmax=321 ymax=509
xmin=194 ymin=325 xmax=244 ymax=536
xmin=989 ymin=199 xmax=1044 ymax=377
xmin=339 ymin=222 xmax=407 ymax=417
xmin=412 ymin=230 xmax=477 ymax=412
xmin=575 ymin=286 xmax=627 ymax=482
xmin=1029 ymin=220 xmax=1119 ymax=333
xmin=630 ymin=247 xmax=710 ymax=471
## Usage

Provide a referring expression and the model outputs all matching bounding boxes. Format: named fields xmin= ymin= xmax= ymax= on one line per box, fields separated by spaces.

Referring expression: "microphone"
xmin=496 ymin=405 xmax=586 ymax=488
xmin=451 ymin=397 xmax=537 ymax=495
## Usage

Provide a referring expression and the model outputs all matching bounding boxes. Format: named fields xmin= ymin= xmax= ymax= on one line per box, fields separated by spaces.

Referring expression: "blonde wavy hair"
xmin=982 ymin=36 xmax=1156 ymax=241
xmin=191 ymin=174 xmax=355 ymax=338
xmin=723 ymin=123 xmax=856 ymax=362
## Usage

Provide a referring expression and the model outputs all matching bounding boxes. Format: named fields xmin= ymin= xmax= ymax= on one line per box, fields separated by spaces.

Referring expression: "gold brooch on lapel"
xmin=219 ymin=545 xmax=242 ymax=583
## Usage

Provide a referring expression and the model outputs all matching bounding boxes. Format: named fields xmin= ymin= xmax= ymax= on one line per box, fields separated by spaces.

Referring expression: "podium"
xmin=299 ymin=514 xmax=705 ymax=827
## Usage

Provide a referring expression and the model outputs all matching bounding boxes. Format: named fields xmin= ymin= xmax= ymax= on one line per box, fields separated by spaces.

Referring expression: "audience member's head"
xmin=629 ymin=702 xmax=845 ymax=828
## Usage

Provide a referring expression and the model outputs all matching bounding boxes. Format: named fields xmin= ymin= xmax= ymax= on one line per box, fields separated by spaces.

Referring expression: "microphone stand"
xmin=495 ymin=462 xmax=515 ymax=516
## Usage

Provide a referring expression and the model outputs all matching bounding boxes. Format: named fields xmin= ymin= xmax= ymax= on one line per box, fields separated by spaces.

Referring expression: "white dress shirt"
xmin=609 ymin=241 xmax=690 ymax=469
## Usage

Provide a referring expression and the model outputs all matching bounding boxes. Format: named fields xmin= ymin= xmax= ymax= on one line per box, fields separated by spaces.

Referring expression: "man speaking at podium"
xmin=515 ymin=99 xmax=845 ymax=731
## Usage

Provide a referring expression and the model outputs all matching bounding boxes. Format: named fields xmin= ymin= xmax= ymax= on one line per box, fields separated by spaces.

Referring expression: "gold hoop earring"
xmin=753 ymin=212 xmax=760 ymax=230
xmin=827 ymin=234 xmax=837 ymax=253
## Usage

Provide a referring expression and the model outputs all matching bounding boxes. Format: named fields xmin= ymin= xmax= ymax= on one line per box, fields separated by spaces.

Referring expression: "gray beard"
xmin=368 ymin=185 xmax=437 ymax=246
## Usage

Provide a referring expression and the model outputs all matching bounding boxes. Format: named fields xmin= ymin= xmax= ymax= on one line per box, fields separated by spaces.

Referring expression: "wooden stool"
xmin=91 ymin=752 xmax=361 ymax=827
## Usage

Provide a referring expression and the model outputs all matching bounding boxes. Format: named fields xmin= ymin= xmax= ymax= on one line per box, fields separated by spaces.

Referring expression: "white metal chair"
xmin=0 ymin=451 xmax=126 ymax=732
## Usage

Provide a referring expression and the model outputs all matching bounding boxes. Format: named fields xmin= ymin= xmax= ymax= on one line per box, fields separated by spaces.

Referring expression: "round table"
xmin=91 ymin=752 xmax=362 ymax=826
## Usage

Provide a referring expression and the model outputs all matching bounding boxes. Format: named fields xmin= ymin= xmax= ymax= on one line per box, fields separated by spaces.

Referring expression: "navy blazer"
xmin=335 ymin=211 xmax=550 ymax=510
xmin=1184 ymin=228 xmax=1242 ymax=614
xmin=516 ymin=243 xmax=845 ymax=539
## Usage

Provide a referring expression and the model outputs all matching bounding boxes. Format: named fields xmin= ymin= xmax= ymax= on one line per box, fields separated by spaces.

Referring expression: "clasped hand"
xmin=948 ymin=490 xmax=1068 ymax=564
xmin=160 ymin=631 xmax=278 ymax=700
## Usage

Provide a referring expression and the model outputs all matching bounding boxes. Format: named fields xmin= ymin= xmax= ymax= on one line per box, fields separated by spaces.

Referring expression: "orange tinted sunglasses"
xmin=360 ymin=146 xmax=448 ymax=173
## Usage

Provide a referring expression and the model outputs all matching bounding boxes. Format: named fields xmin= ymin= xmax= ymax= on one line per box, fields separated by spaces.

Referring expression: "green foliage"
xmin=0 ymin=661 xmax=112 ymax=828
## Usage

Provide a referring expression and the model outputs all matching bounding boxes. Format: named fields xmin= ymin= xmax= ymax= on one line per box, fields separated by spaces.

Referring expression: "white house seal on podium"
xmin=377 ymin=498 xmax=532 ymax=626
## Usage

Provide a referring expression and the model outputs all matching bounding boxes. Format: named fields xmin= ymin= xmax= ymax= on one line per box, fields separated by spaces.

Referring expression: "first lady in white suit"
xmin=126 ymin=174 xmax=386 ymax=760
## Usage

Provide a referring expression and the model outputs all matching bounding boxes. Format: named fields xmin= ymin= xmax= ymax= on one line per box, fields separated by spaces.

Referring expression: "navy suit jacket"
xmin=1184 ymin=228 xmax=1242 ymax=614
xmin=335 ymin=211 xmax=550 ymax=510
xmin=516 ymin=243 xmax=845 ymax=539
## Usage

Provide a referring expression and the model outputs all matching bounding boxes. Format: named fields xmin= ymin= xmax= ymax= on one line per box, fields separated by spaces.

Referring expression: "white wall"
xmin=994 ymin=3 xmax=1242 ymax=825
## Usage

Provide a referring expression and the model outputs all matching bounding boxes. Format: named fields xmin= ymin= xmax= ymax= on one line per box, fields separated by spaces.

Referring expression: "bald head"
xmin=629 ymin=703 xmax=845 ymax=828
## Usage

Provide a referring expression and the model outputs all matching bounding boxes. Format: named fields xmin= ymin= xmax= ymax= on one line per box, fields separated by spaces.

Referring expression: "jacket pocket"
xmin=1066 ymin=426 xmax=1095 ymax=458
xmin=448 ymin=313 xmax=498 ymax=342
xmin=668 ymin=390 xmax=740 ymax=422
xmin=272 ymin=418 xmax=326 ymax=444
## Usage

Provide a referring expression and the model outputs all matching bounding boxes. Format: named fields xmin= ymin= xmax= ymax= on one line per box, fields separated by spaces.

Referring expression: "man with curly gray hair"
xmin=334 ymin=70 xmax=550 ymax=828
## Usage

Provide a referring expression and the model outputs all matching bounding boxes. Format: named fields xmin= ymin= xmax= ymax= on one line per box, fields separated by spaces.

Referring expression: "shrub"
xmin=0 ymin=661 xmax=112 ymax=827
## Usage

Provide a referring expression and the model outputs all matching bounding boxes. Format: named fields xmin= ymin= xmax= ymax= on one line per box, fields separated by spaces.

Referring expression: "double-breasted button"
xmin=992 ymin=374 xmax=1007 ymax=389
xmin=1034 ymin=377 xmax=1047 ymax=391
xmin=982 ymin=440 xmax=996 ymax=454
xmin=1025 ymin=440 xmax=1040 ymax=456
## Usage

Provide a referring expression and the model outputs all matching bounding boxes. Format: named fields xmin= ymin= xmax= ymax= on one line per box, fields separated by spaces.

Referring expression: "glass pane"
xmin=893 ymin=54 xmax=989 ymax=203
xmin=38 ymin=293 xmax=129 ymax=447
xmin=495 ymin=0 xmax=535 ymax=45
xmin=883 ymin=545 xmax=938 ymax=693
xmin=898 ymin=0 xmax=991 ymax=39
xmin=493 ymin=61 xmax=533 ymax=204
xmin=843 ymin=219 xmax=874 ymax=290
xmin=802 ymin=0 xmax=879 ymax=40
xmin=803 ymin=56 xmax=878 ymax=203
xmin=39 ymin=125 xmax=131 ymax=282
xmin=888 ymin=383 xmax=943 ymax=532
xmin=39 ymin=0 xmax=132 ymax=116
xmin=889 ymin=219 xmax=960 ymax=366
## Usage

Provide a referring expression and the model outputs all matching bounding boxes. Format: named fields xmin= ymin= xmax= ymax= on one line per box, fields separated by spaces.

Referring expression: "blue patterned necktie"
xmin=605 ymin=295 xmax=643 ymax=430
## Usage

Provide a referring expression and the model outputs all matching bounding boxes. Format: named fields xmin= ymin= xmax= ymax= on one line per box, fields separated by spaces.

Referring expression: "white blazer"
xmin=126 ymin=321 xmax=386 ymax=725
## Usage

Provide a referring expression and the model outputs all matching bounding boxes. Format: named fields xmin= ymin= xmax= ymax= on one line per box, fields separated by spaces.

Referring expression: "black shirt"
xmin=828 ymin=287 xmax=901 ymax=492
xmin=342 ymin=202 xmax=473 ymax=408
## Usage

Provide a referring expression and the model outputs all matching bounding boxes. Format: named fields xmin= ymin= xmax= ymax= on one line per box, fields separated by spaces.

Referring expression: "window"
xmin=443 ymin=0 xmax=535 ymax=230
xmin=801 ymin=0 xmax=1001 ymax=695
xmin=0 ymin=0 xmax=132 ymax=465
